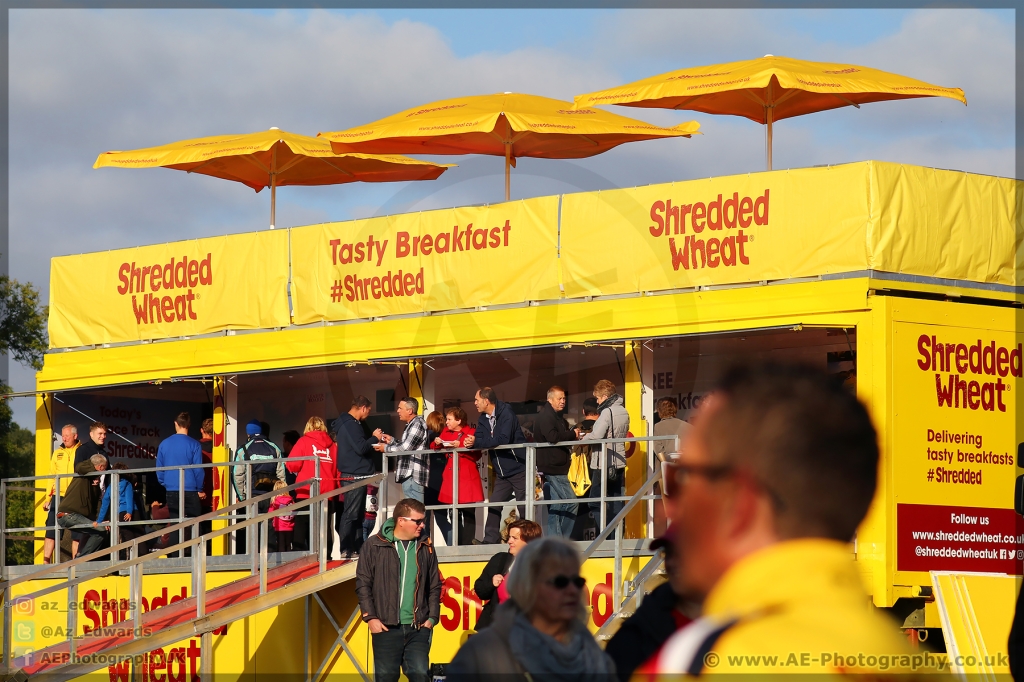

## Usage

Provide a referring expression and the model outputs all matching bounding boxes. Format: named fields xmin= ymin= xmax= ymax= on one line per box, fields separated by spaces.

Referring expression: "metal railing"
xmin=0 ymin=466 xmax=383 ymax=676
xmin=378 ymin=434 xmax=676 ymax=547
xmin=0 ymin=456 xmax=320 ymax=569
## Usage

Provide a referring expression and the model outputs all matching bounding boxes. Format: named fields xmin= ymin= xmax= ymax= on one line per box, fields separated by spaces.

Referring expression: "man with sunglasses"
xmin=356 ymin=498 xmax=441 ymax=682
xmin=649 ymin=364 xmax=921 ymax=677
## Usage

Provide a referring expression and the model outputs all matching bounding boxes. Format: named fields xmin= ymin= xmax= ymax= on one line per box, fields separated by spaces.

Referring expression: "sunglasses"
xmin=662 ymin=460 xmax=734 ymax=498
xmin=400 ymin=516 xmax=427 ymax=526
xmin=546 ymin=574 xmax=586 ymax=590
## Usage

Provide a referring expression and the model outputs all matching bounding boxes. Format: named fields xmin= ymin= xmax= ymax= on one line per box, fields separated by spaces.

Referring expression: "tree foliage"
xmin=0 ymin=272 xmax=48 ymax=564
xmin=1 ymin=381 xmax=37 ymax=565
xmin=0 ymin=275 xmax=47 ymax=370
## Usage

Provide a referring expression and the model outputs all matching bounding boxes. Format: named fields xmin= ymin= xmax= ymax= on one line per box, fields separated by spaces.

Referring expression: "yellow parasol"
xmin=94 ymin=128 xmax=453 ymax=229
xmin=319 ymin=92 xmax=700 ymax=201
xmin=574 ymin=55 xmax=966 ymax=170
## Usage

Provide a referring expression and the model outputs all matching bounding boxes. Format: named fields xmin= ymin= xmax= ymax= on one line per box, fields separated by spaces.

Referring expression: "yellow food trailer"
xmin=4 ymin=160 xmax=1022 ymax=679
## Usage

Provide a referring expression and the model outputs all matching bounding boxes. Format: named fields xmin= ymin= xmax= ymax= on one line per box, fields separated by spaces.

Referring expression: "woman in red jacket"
xmin=431 ymin=406 xmax=483 ymax=545
xmin=286 ymin=416 xmax=339 ymax=552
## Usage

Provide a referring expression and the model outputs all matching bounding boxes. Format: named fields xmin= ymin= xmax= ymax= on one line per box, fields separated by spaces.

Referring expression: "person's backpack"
xmin=568 ymin=445 xmax=592 ymax=496
xmin=240 ymin=437 xmax=280 ymax=492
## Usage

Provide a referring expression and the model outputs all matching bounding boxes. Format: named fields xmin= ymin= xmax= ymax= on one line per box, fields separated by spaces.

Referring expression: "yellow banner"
xmin=48 ymin=232 xmax=290 ymax=348
xmin=560 ymin=161 xmax=1022 ymax=297
xmin=290 ymin=197 xmax=560 ymax=323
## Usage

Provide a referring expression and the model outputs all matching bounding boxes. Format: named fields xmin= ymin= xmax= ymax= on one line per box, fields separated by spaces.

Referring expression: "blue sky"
xmin=8 ymin=8 xmax=1015 ymax=428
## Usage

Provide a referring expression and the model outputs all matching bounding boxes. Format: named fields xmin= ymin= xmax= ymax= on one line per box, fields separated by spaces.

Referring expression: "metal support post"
xmin=200 ymin=632 xmax=213 ymax=680
xmin=310 ymin=457 xmax=320 ymax=558
xmin=451 ymin=448 xmax=459 ymax=547
xmin=246 ymin=462 xmax=254 ymax=562
xmin=110 ymin=471 xmax=120 ymax=565
xmin=380 ymin=454 xmax=389 ymax=523
xmin=3 ymin=584 xmax=12 ymax=675
xmin=52 ymin=477 xmax=61 ymax=565
xmin=319 ymin=498 xmax=328 ymax=572
xmin=525 ymin=445 xmax=536 ymax=521
xmin=130 ymin=542 xmax=141 ymax=637
xmin=194 ymin=539 xmax=207 ymax=618
xmin=600 ymin=443 xmax=608 ymax=532
xmin=68 ymin=565 xmax=78 ymax=662
xmin=179 ymin=469 xmax=185 ymax=527
xmin=613 ymin=518 xmax=623 ymax=609
xmin=260 ymin=519 xmax=268 ymax=595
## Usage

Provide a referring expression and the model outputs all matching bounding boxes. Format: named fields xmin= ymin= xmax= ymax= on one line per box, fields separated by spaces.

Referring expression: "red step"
xmin=15 ymin=556 xmax=349 ymax=676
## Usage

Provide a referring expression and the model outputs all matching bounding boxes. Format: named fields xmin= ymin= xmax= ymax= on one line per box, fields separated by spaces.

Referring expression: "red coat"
xmin=286 ymin=430 xmax=339 ymax=499
xmin=431 ymin=427 xmax=484 ymax=504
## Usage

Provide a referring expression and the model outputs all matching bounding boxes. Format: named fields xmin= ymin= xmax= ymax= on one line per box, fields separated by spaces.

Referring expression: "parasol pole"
xmin=765 ymin=78 xmax=774 ymax=172
xmin=270 ymin=143 xmax=277 ymax=230
xmin=504 ymin=144 xmax=511 ymax=202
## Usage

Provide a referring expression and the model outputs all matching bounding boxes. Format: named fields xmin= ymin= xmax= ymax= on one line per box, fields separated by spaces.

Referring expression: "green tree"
xmin=0 ymin=274 xmax=47 ymax=370
xmin=0 ymin=274 xmax=48 ymax=565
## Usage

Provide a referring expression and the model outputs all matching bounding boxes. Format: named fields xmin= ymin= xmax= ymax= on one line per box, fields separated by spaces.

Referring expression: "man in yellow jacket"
xmin=42 ymin=424 xmax=81 ymax=563
xmin=645 ymin=364 xmax=945 ymax=677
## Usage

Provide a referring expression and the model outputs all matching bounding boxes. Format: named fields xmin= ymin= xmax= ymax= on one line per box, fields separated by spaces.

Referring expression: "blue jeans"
xmin=545 ymin=474 xmax=578 ymax=537
xmin=57 ymin=512 xmax=105 ymax=557
xmin=371 ymin=624 xmax=432 ymax=682
xmin=400 ymin=477 xmax=425 ymax=503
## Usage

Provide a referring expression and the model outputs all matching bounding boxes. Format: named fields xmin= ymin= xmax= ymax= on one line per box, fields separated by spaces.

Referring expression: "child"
xmin=268 ymin=480 xmax=295 ymax=552
xmin=94 ymin=462 xmax=135 ymax=553
xmin=431 ymin=407 xmax=483 ymax=545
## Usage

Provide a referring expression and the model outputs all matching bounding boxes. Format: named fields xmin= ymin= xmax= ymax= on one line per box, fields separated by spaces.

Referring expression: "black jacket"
xmin=356 ymin=522 xmax=441 ymax=627
xmin=1010 ymin=577 xmax=1024 ymax=680
xmin=334 ymin=413 xmax=379 ymax=476
xmin=58 ymin=460 xmax=102 ymax=519
xmin=533 ymin=403 xmax=577 ymax=475
xmin=75 ymin=438 xmax=108 ymax=467
xmin=473 ymin=550 xmax=515 ymax=629
xmin=474 ymin=400 xmax=526 ymax=478
xmin=605 ymin=582 xmax=686 ymax=682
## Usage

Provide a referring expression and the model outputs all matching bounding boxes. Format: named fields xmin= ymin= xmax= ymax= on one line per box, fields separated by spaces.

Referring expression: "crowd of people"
xmin=359 ymin=363 xmax=933 ymax=682
xmin=34 ymin=362 xmax=945 ymax=681
xmin=38 ymin=378 xmax=659 ymax=561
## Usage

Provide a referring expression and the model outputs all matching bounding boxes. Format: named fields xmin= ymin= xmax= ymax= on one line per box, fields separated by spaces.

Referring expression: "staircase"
xmin=2 ymin=475 xmax=381 ymax=681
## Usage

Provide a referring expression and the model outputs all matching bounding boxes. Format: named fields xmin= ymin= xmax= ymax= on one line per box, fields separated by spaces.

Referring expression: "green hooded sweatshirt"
xmin=381 ymin=517 xmax=419 ymax=626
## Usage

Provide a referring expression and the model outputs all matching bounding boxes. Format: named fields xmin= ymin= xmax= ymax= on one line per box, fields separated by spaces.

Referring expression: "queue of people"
xmin=39 ymin=379 xmax=642 ymax=562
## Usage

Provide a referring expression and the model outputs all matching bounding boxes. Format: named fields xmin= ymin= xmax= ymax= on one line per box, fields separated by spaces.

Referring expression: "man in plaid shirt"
xmin=375 ymin=397 xmax=430 ymax=502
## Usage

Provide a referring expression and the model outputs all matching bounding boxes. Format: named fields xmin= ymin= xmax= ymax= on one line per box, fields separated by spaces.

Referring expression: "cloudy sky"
xmin=8 ymin=8 xmax=1015 ymax=428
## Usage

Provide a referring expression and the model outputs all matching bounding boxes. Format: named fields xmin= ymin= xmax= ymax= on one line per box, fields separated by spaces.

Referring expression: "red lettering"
xmin=649 ymin=200 xmax=665 ymax=236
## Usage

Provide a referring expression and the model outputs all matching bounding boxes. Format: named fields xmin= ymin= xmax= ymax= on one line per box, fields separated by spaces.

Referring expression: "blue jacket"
xmin=155 ymin=433 xmax=204 ymax=492
xmin=97 ymin=478 xmax=134 ymax=521
xmin=473 ymin=400 xmax=526 ymax=477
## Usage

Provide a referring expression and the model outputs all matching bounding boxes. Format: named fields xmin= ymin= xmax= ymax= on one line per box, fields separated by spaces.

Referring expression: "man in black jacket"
xmin=464 ymin=387 xmax=528 ymax=543
xmin=334 ymin=395 xmax=382 ymax=558
xmin=356 ymin=498 xmax=441 ymax=682
xmin=534 ymin=386 xmax=580 ymax=537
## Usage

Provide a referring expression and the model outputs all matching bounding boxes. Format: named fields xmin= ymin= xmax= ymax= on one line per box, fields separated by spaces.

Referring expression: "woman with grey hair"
xmin=447 ymin=537 xmax=615 ymax=681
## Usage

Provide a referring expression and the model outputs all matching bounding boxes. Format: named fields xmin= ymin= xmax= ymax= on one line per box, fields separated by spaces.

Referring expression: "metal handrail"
xmin=2 ymin=474 xmax=382 ymax=677
xmin=0 ymin=456 xmax=317 ymax=569
xmin=2 ymin=474 xmax=312 ymax=589
xmin=583 ymin=467 xmax=662 ymax=560
xmin=379 ymin=434 xmax=675 ymax=547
